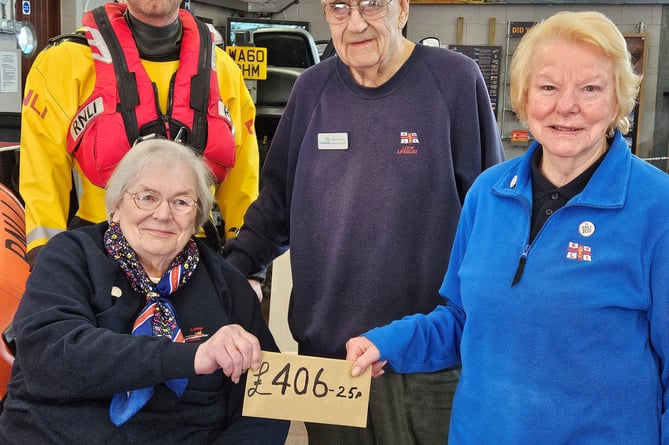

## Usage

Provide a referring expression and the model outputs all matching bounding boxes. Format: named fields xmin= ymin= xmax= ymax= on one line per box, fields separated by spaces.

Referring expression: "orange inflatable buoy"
xmin=0 ymin=182 xmax=29 ymax=397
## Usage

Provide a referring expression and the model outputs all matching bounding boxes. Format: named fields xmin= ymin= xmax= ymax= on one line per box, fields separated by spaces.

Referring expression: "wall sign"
xmin=448 ymin=45 xmax=501 ymax=117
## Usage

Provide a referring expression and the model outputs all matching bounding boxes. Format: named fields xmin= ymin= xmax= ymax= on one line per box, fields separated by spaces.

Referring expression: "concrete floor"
xmin=285 ymin=421 xmax=308 ymax=444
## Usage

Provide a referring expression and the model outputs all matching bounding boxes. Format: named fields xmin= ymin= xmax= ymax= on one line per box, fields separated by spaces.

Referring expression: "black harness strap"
xmin=188 ymin=18 xmax=212 ymax=154
xmin=47 ymin=31 xmax=88 ymax=47
xmin=91 ymin=6 xmax=141 ymax=146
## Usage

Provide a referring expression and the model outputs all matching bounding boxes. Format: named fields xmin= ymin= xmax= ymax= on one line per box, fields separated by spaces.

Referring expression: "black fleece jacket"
xmin=0 ymin=223 xmax=288 ymax=444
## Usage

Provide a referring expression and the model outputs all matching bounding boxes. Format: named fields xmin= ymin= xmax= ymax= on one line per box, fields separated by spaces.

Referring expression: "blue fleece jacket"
xmin=366 ymin=132 xmax=669 ymax=444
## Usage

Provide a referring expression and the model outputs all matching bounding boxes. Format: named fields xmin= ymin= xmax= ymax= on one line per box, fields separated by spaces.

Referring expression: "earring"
xmin=607 ymin=124 xmax=615 ymax=138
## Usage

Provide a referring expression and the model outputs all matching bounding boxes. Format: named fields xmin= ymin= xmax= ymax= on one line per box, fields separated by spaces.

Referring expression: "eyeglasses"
xmin=322 ymin=0 xmax=392 ymax=24
xmin=127 ymin=191 xmax=198 ymax=215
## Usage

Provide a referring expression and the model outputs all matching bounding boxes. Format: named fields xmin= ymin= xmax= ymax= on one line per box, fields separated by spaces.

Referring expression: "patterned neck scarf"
xmin=104 ymin=221 xmax=199 ymax=426
xmin=104 ymin=221 xmax=199 ymax=301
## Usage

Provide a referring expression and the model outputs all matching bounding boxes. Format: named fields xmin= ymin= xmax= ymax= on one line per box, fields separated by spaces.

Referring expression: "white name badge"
xmin=318 ymin=133 xmax=349 ymax=150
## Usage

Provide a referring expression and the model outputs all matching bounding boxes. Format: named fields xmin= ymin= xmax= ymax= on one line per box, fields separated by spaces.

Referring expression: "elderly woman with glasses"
xmin=0 ymin=139 xmax=289 ymax=444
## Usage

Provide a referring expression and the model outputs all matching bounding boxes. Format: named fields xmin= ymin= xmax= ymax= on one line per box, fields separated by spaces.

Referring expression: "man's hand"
xmin=194 ymin=324 xmax=261 ymax=383
xmin=346 ymin=336 xmax=387 ymax=378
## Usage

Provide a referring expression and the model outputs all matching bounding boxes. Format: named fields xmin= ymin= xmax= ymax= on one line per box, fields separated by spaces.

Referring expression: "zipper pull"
xmin=164 ymin=120 xmax=171 ymax=140
xmin=511 ymin=244 xmax=530 ymax=286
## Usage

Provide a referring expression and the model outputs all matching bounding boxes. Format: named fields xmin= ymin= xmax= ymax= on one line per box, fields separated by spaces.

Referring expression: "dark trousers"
xmin=305 ymin=367 xmax=459 ymax=444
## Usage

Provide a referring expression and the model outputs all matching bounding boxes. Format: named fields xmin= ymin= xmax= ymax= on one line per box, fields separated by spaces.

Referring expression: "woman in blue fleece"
xmin=347 ymin=11 xmax=669 ymax=444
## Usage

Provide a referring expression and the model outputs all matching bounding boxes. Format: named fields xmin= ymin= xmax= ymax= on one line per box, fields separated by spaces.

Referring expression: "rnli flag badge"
xmin=566 ymin=242 xmax=592 ymax=261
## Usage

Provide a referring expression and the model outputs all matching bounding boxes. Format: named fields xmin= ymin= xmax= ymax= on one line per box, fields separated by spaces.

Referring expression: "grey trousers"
xmin=305 ymin=367 xmax=460 ymax=445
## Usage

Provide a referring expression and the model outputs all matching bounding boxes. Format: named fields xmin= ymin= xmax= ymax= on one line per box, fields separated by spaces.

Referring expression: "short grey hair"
xmin=105 ymin=138 xmax=215 ymax=230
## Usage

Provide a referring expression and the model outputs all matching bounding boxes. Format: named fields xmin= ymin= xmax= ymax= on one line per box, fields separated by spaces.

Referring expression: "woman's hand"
xmin=194 ymin=324 xmax=261 ymax=383
xmin=346 ymin=336 xmax=387 ymax=378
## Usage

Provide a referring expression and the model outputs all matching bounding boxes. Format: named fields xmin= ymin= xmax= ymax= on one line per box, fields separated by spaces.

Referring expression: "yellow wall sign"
xmin=243 ymin=351 xmax=372 ymax=427
xmin=225 ymin=46 xmax=268 ymax=80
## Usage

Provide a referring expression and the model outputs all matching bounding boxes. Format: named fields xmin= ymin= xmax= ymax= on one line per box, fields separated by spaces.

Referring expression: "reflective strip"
xmin=27 ymin=226 xmax=65 ymax=245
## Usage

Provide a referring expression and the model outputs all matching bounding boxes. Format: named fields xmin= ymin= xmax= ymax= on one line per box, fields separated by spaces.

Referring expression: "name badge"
xmin=318 ymin=133 xmax=349 ymax=150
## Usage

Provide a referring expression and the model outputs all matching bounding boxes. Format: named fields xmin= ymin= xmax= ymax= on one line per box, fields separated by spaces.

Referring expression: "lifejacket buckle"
xmin=174 ymin=127 xmax=187 ymax=143
xmin=132 ymin=133 xmax=159 ymax=146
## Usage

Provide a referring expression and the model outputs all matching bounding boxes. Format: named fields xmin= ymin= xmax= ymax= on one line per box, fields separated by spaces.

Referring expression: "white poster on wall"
xmin=0 ymin=51 xmax=19 ymax=94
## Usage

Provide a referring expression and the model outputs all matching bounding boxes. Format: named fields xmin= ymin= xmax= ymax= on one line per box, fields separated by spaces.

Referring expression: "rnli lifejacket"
xmin=67 ymin=3 xmax=235 ymax=187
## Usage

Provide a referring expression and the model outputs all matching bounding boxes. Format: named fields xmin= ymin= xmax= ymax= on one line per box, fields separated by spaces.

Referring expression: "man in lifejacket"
xmin=19 ymin=0 xmax=259 ymax=269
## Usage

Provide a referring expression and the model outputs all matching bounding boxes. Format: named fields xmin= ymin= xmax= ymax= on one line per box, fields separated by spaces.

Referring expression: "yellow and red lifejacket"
xmin=67 ymin=2 xmax=235 ymax=187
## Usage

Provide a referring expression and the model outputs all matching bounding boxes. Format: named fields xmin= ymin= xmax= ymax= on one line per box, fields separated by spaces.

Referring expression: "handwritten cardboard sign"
xmin=243 ymin=351 xmax=372 ymax=427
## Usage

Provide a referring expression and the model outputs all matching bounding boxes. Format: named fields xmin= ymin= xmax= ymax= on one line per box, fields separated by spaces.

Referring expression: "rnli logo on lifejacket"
xmin=70 ymin=97 xmax=104 ymax=141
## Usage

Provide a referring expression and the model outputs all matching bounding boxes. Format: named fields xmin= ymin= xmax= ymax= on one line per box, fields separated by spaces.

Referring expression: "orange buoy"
xmin=0 ymin=182 xmax=29 ymax=397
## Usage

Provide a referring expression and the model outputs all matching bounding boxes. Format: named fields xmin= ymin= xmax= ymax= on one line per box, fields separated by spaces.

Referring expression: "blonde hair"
xmin=105 ymin=138 xmax=215 ymax=231
xmin=510 ymin=11 xmax=641 ymax=134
